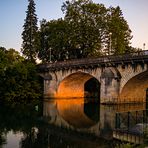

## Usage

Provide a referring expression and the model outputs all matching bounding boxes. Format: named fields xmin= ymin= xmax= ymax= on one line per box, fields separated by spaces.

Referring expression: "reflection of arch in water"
xmin=120 ymin=70 xmax=148 ymax=102
xmin=56 ymin=72 xmax=100 ymax=101
xmin=56 ymin=98 xmax=100 ymax=128
xmin=84 ymin=101 xmax=100 ymax=122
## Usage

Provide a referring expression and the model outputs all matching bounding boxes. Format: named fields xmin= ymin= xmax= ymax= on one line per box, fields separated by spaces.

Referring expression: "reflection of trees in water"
xmin=23 ymin=125 xmax=110 ymax=148
xmin=0 ymin=133 xmax=6 ymax=147
xmin=0 ymin=102 xmax=111 ymax=148
xmin=21 ymin=127 xmax=48 ymax=148
xmin=0 ymin=102 xmax=42 ymax=148
xmin=0 ymin=103 xmax=42 ymax=130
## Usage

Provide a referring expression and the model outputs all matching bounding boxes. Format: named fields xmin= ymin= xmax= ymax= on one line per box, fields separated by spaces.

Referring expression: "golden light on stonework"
xmin=56 ymin=72 xmax=93 ymax=98
xmin=56 ymin=98 xmax=99 ymax=128
xmin=120 ymin=70 xmax=148 ymax=103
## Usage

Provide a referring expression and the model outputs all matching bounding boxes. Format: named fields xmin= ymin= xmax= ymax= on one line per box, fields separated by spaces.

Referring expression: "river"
xmin=0 ymin=98 xmax=146 ymax=148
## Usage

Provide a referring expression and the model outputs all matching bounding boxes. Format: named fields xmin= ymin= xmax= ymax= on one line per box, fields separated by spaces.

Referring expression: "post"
xmin=143 ymin=110 xmax=146 ymax=123
xmin=146 ymin=88 xmax=148 ymax=116
xmin=115 ymin=113 xmax=120 ymax=129
xmin=109 ymin=32 xmax=112 ymax=55
xmin=49 ymin=48 xmax=52 ymax=63
xmin=136 ymin=111 xmax=138 ymax=124
xmin=143 ymin=43 xmax=146 ymax=50
xmin=127 ymin=112 xmax=130 ymax=131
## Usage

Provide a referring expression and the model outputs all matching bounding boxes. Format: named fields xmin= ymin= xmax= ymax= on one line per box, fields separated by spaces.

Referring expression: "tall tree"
xmin=106 ymin=6 xmax=133 ymax=55
xmin=22 ymin=0 xmax=38 ymax=62
xmin=38 ymin=19 xmax=72 ymax=62
xmin=37 ymin=0 xmax=134 ymax=62
xmin=62 ymin=0 xmax=133 ymax=56
xmin=62 ymin=0 xmax=108 ymax=58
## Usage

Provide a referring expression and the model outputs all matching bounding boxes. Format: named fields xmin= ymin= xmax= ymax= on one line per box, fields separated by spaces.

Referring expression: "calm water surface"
xmin=0 ymin=98 xmax=145 ymax=148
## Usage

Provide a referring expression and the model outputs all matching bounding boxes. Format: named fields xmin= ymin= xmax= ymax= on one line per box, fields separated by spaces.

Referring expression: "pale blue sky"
xmin=0 ymin=0 xmax=148 ymax=52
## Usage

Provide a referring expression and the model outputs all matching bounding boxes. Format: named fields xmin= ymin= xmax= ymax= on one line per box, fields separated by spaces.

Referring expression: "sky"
xmin=0 ymin=0 xmax=148 ymax=52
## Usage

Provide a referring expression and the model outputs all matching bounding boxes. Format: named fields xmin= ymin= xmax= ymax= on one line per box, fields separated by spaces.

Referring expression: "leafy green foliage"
xmin=0 ymin=48 xmax=43 ymax=103
xmin=38 ymin=19 xmax=71 ymax=62
xmin=0 ymin=47 xmax=8 ymax=76
xmin=62 ymin=0 xmax=107 ymax=57
xmin=37 ymin=0 xmax=134 ymax=62
xmin=3 ymin=62 xmax=42 ymax=102
xmin=107 ymin=6 xmax=133 ymax=55
xmin=21 ymin=0 xmax=38 ymax=62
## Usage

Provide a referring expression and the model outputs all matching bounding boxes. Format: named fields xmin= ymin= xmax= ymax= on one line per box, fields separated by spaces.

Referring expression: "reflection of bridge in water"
xmin=43 ymin=98 xmax=100 ymax=136
xmin=43 ymin=98 xmax=146 ymax=140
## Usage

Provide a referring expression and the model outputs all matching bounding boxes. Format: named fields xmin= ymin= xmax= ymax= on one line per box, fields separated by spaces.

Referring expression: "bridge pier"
xmin=100 ymin=68 xmax=121 ymax=104
xmin=43 ymin=73 xmax=57 ymax=98
xmin=100 ymin=78 xmax=120 ymax=104
xmin=44 ymin=79 xmax=56 ymax=98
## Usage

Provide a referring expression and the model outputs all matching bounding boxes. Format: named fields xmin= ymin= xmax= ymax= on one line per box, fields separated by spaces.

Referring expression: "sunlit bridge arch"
xmin=56 ymin=72 xmax=100 ymax=100
xmin=120 ymin=70 xmax=148 ymax=102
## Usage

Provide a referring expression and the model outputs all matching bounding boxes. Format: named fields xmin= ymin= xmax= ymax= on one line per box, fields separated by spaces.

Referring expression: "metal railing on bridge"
xmin=38 ymin=50 xmax=148 ymax=71
xmin=113 ymin=109 xmax=148 ymax=144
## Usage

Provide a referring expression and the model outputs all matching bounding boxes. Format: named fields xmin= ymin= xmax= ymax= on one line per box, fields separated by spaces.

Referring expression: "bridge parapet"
xmin=38 ymin=50 xmax=148 ymax=71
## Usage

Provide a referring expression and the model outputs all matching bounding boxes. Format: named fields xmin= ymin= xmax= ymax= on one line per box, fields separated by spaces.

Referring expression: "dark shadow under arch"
xmin=84 ymin=77 xmax=100 ymax=101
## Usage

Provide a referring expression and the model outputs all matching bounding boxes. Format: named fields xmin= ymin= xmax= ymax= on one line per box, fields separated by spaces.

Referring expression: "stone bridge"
xmin=38 ymin=50 xmax=148 ymax=104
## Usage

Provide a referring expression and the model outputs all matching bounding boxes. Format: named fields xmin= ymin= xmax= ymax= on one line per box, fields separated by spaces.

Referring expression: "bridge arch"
xmin=56 ymin=72 xmax=100 ymax=99
xmin=118 ymin=64 xmax=147 ymax=93
xmin=120 ymin=70 xmax=148 ymax=102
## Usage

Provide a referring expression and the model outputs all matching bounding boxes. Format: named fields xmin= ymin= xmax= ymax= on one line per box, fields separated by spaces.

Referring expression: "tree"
xmin=62 ymin=0 xmax=108 ymax=58
xmin=62 ymin=0 xmax=133 ymax=56
xmin=3 ymin=61 xmax=42 ymax=102
xmin=38 ymin=18 xmax=73 ymax=62
xmin=106 ymin=6 xmax=133 ymax=55
xmin=37 ymin=0 xmax=133 ymax=62
xmin=0 ymin=46 xmax=6 ymax=52
xmin=0 ymin=47 xmax=8 ymax=78
xmin=6 ymin=48 xmax=24 ymax=64
xmin=37 ymin=0 xmax=108 ymax=62
xmin=22 ymin=0 xmax=38 ymax=62
xmin=0 ymin=47 xmax=42 ymax=103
